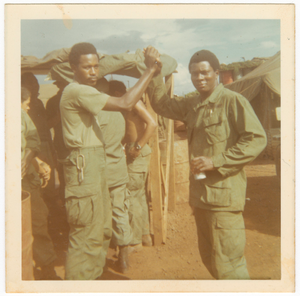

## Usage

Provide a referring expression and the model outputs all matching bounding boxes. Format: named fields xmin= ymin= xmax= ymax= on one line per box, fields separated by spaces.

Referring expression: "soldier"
xmin=109 ymin=80 xmax=157 ymax=253
xmin=21 ymin=87 xmax=60 ymax=280
xmin=59 ymin=42 xmax=161 ymax=280
xmin=146 ymin=49 xmax=267 ymax=279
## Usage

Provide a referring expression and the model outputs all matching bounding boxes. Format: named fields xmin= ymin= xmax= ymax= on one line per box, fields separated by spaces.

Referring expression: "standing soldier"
xmin=109 ymin=80 xmax=157 ymax=252
xmin=146 ymin=49 xmax=267 ymax=279
xmin=60 ymin=42 xmax=161 ymax=280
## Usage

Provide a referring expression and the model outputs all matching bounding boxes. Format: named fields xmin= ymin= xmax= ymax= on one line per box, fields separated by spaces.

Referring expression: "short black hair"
xmin=21 ymin=87 xmax=31 ymax=102
xmin=109 ymin=80 xmax=126 ymax=96
xmin=69 ymin=42 xmax=99 ymax=66
xmin=21 ymin=72 xmax=39 ymax=96
xmin=188 ymin=50 xmax=220 ymax=72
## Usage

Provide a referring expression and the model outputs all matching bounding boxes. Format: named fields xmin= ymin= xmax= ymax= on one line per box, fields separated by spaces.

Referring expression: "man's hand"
xmin=38 ymin=161 xmax=51 ymax=188
xmin=190 ymin=156 xmax=215 ymax=174
xmin=127 ymin=146 xmax=141 ymax=160
xmin=143 ymin=46 xmax=162 ymax=75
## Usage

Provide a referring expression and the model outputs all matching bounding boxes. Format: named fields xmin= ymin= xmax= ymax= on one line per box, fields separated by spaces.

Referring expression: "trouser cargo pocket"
xmin=65 ymin=196 xmax=94 ymax=226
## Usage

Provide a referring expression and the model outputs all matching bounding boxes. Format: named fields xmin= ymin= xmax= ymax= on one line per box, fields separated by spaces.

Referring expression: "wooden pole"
xmin=162 ymin=116 xmax=172 ymax=243
xmin=145 ymin=92 xmax=164 ymax=246
xmin=164 ymin=75 xmax=176 ymax=211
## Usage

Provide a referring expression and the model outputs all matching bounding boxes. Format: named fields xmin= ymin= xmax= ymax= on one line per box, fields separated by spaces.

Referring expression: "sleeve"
xmin=147 ymin=74 xmax=188 ymax=122
xmin=211 ymin=94 xmax=267 ymax=177
xmin=77 ymin=85 xmax=109 ymax=116
xmin=21 ymin=111 xmax=41 ymax=155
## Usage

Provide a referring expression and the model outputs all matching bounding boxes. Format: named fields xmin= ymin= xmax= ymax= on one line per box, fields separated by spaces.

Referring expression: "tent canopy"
xmin=21 ymin=47 xmax=178 ymax=82
xmin=225 ymin=51 xmax=280 ymax=101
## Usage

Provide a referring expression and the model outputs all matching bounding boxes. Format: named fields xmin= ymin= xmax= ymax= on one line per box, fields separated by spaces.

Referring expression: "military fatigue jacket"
xmin=21 ymin=109 xmax=41 ymax=187
xmin=60 ymin=82 xmax=109 ymax=149
xmin=148 ymin=75 xmax=267 ymax=211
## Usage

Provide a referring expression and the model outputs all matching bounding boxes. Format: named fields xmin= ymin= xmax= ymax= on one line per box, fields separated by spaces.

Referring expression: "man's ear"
xmin=215 ymin=69 xmax=219 ymax=76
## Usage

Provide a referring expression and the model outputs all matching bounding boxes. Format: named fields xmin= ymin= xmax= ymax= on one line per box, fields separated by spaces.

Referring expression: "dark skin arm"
xmin=103 ymin=46 xmax=162 ymax=112
xmin=47 ymin=112 xmax=61 ymax=129
xmin=127 ymin=100 xmax=157 ymax=159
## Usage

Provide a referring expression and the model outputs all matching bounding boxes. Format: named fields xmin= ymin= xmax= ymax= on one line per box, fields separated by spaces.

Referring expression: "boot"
xmin=142 ymin=234 xmax=153 ymax=247
xmin=118 ymin=245 xmax=130 ymax=274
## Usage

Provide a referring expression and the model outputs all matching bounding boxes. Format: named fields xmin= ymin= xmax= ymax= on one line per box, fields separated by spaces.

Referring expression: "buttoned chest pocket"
xmin=203 ymin=113 xmax=229 ymax=145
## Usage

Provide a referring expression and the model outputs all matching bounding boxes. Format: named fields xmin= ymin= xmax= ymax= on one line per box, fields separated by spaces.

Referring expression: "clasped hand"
xmin=143 ymin=46 xmax=162 ymax=75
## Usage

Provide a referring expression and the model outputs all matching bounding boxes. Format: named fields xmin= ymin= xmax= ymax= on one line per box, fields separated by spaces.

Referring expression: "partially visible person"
xmin=46 ymin=80 xmax=70 ymax=203
xmin=21 ymin=73 xmax=58 ymax=217
xmin=110 ymin=81 xmax=157 ymax=251
xmin=146 ymin=49 xmax=267 ymax=279
xmin=95 ymin=80 xmax=132 ymax=273
xmin=21 ymin=87 xmax=60 ymax=280
xmin=59 ymin=42 xmax=161 ymax=280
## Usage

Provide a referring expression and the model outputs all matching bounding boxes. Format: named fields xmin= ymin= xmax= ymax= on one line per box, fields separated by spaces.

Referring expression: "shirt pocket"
xmin=201 ymin=179 xmax=231 ymax=207
xmin=203 ymin=113 xmax=229 ymax=145
xmin=65 ymin=196 xmax=94 ymax=226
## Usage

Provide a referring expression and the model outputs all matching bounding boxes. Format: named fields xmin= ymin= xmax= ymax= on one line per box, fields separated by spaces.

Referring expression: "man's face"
xmin=21 ymin=97 xmax=31 ymax=113
xmin=71 ymin=54 xmax=99 ymax=86
xmin=190 ymin=61 xmax=219 ymax=96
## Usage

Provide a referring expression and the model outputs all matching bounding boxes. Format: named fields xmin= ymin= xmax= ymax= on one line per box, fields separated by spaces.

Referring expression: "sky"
xmin=21 ymin=19 xmax=280 ymax=95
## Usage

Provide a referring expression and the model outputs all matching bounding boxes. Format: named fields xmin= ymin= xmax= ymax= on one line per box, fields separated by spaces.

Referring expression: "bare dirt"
xmin=49 ymin=157 xmax=281 ymax=281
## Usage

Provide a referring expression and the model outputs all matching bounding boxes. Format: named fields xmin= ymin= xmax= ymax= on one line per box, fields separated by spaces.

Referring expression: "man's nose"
xmin=90 ymin=67 xmax=96 ymax=75
xmin=198 ymin=73 xmax=205 ymax=80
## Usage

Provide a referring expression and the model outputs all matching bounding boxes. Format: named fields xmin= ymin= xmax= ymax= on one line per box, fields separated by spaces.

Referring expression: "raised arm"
xmin=103 ymin=46 xmax=162 ymax=112
xmin=134 ymin=100 xmax=157 ymax=148
xmin=127 ymin=100 xmax=157 ymax=159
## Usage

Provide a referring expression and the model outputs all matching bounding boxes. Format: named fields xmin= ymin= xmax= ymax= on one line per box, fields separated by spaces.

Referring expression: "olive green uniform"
xmin=125 ymin=143 xmax=152 ymax=245
xmin=60 ymin=83 xmax=112 ymax=280
xmin=148 ymin=75 xmax=267 ymax=279
xmin=21 ymin=109 xmax=57 ymax=268
xmin=98 ymin=110 xmax=132 ymax=247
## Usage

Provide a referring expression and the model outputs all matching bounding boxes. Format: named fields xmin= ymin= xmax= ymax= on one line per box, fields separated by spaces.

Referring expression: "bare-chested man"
xmin=109 ymin=80 xmax=157 ymax=250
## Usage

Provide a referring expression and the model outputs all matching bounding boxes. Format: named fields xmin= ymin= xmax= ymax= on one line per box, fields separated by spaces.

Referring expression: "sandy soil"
xmin=47 ymin=157 xmax=280 ymax=281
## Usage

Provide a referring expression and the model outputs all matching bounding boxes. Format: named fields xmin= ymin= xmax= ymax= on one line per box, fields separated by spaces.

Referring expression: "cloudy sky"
xmin=21 ymin=19 xmax=280 ymax=95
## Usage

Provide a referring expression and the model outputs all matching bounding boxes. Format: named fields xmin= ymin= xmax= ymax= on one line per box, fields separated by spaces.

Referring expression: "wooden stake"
xmin=145 ymin=92 xmax=164 ymax=246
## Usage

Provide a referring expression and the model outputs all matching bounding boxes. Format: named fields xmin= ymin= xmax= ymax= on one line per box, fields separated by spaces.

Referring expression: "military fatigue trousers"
xmin=194 ymin=208 xmax=250 ymax=279
xmin=109 ymin=184 xmax=132 ymax=246
xmin=22 ymin=177 xmax=57 ymax=268
xmin=126 ymin=144 xmax=151 ymax=245
xmin=63 ymin=147 xmax=112 ymax=280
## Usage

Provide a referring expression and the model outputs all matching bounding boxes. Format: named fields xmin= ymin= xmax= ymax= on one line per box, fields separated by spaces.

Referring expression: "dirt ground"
xmin=47 ymin=157 xmax=280 ymax=281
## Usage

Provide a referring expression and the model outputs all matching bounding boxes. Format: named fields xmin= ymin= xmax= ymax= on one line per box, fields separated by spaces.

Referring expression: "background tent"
xmin=225 ymin=51 xmax=281 ymax=158
xmin=225 ymin=51 xmax=280 ymax=101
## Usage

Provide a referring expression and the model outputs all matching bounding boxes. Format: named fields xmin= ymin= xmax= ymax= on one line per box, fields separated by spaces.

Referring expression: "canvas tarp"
xmin=21 ymin=47 xmax=177 ymax=82
xmin=21 ymin=48 xmax=71 ymax=71
xmin=225 ymin=51 xmax=280 ymax=101
xmin=46 ymin=48 xmax=177 ymax=83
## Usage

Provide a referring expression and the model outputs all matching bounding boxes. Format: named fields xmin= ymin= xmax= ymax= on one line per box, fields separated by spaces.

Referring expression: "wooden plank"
xmin=162 ymin=116 xmax=172 ymax=243
xmin=168 ymin=122 xmax=176 ymax=211
xmin=165 ymin=74 xmax=176 ymax=211
xmin=145 ymin=92 xmax=164 ymax=246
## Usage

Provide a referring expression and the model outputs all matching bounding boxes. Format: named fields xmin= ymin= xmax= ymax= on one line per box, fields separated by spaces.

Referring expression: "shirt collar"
xmin=192 ymin=83 xmax=224 ymax=111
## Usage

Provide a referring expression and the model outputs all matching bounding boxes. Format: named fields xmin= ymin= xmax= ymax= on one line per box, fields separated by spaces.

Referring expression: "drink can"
xmin=194 ymin=172 xmax=206 ymax=180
